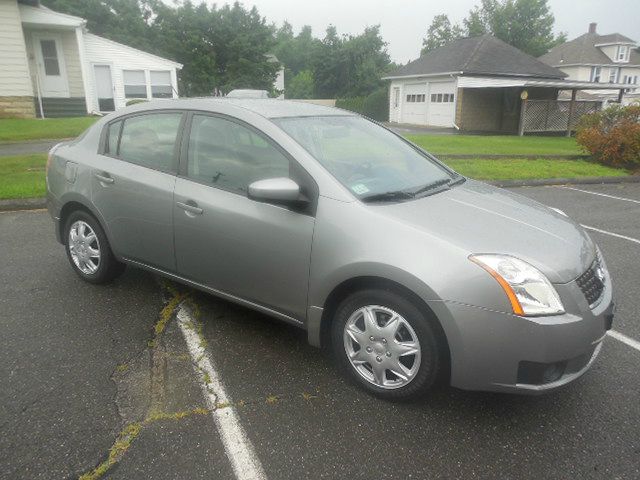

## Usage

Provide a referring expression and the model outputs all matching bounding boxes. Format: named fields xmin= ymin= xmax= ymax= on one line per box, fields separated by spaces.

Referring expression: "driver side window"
xmin=186 ymin=114 xmax=290 ymax=194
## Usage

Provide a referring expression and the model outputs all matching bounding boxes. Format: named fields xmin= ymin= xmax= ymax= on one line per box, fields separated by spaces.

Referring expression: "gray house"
xmin=383 ymin=35 xmax=630 ymax=134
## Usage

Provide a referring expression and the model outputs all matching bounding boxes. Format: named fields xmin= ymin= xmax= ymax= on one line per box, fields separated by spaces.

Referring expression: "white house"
xmin=0 ymin=0 xmax=181 ymax=118
xmin=539 ymin=23 xmax=640 ymax=105
xmin=383 ymin=35 xmax=631 ymax=134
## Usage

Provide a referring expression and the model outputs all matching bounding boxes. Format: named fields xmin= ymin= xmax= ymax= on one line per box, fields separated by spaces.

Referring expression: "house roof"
xmin=19 ymin=3 xmax=85 ymax=28
xmin=84 ymin=33 xmax=182 ymax=69
xmin=384 ymin=35 xmax=566 ymax=80
xmin=540 ymin=32 xmax=640 ymax=66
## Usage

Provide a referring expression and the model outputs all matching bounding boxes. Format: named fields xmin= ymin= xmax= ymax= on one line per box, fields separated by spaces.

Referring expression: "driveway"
xmin=1 ymin=183 xmax=639 ymax=479
xmin=0 ymin=139 xmax=64 ymax=157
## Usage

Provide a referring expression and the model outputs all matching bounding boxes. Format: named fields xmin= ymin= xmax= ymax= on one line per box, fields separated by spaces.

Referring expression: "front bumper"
xmin=438 ymin=279 xmax=614 ymax=395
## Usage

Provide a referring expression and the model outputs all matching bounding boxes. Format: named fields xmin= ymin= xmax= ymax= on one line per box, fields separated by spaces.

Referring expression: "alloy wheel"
xmin=68 ymin=220 xmax=101 ymax=275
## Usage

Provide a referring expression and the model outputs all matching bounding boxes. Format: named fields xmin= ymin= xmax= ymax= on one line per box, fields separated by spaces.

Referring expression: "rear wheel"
xmin=331 ymin=288 xmax=444 ymax=400
xmin=64 ymin=210 xmax=125 ymax=284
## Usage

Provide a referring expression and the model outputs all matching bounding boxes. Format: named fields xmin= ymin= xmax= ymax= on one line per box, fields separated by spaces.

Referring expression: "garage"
xmin=400 ymin=83 xmax=427 ymax=124
xmin=427 ymin=82 xmax=456 ymax=127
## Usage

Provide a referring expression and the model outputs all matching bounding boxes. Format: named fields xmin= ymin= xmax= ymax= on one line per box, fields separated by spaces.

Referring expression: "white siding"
xmin=23 ymin=27 xmax=84 ymax=97
xmin=83 ymin=33 xmax=180 ymax=112
xmin=0 ymin=0 xmax=33 ymax=96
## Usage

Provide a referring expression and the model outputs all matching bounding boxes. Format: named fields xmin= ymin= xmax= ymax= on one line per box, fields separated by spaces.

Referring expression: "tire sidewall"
xmin=331 ymin=288 xmax=442 ymax=400
xmin=64 ymin=211 xmax=117 ymax=284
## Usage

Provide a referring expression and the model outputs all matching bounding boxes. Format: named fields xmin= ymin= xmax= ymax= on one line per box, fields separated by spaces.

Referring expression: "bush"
xmin=126 ymin=99 xmax=148 ymax=106
xmin=576 ymin=104 xmax=640 ymax=168
xmin=336 ymin=88 xmax=389 ymax=122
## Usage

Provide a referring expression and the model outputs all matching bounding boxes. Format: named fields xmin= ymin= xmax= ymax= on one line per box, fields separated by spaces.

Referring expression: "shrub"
xmin=126 ymin=99 xmax=148 ymax=107
xmin=576 ymin=104 xmax=640 ymax=168
xmin=336 ymin=88 xmax=389 ymax=122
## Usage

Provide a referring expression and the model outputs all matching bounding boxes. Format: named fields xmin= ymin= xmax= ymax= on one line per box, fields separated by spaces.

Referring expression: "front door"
xmin=91 ymin=111 xmax=184 ymax=271
xmin=93 ymin=64 xmax=115 ymax=112
xmin=33 ymin=35 xmax=68 ymax=97
xmin=173 ymin=113 xmax=315 ymax=320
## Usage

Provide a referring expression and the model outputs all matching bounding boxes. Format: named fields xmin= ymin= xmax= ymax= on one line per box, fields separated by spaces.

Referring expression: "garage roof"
xmin=383 ymin=35 xmax=566 ymax=80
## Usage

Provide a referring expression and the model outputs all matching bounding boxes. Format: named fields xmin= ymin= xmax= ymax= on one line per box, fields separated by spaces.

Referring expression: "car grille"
xmin=576 ymin=255 xmax=605 ymax=308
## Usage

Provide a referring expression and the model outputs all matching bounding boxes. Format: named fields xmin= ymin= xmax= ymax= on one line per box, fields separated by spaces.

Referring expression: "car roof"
xmin=120 ymin=98 xmax=354 ymax=119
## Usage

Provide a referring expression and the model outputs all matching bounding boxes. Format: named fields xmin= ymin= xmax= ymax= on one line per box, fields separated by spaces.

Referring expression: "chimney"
xmin=588 ymin=22 xmax=597 ymax=34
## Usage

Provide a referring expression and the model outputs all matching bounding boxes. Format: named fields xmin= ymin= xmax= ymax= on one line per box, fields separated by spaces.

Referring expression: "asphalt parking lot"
xmin=1 ymin=182 xmax=639 ymax=480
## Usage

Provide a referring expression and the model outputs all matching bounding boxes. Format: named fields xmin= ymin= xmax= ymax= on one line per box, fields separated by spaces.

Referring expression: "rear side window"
xmin=186 ymin=114 xmax=290 ymax=194
xmin=119 ymin=113 xmax=182 ymax=172
xmin=106 ymin=120 xmax=121 ymax=155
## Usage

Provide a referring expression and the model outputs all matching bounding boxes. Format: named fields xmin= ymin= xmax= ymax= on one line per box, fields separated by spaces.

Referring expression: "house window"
xmin=123 ymin=70 xmax=147 ymax=98
xmin=40 ymin=40 xmax=60 ymax=76
xmin=590 ymin=66 xmax=602 ymax=82
xmin=609 ymin=68 xmax=619 ymax=83
xmin=449 ymin=93 xmax=455 ymax=103
xmin=393 ymin=88 xmax=399 ymax=108
xmin=150 ymin=71 xmax=173 ymax=98
xmin=616 ymin=45 xmax=630 ymax=62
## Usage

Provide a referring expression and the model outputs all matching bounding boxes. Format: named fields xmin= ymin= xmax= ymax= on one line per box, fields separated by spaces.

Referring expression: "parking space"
xmin=1 ymin=182 xmax=639 ymax=479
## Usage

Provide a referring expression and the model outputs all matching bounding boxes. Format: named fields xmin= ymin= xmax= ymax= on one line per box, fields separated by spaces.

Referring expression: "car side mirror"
xmin=248 ymin=177 xmax=306 ymax=205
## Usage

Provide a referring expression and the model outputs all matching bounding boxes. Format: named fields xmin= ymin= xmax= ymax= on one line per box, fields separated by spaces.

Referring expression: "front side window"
xmin=186 ymin=115 xmax=290 ymax=194
xmin=609 ymin=67 xmax=619 ymax=83
xmin=118 ymin=113 xmax=182 ymax=171
xmin=40 ymin=39 xmax=60 ymax=76
xmin=123 ymin=70 xmax=147 ymax=98
xmin=617 ymin=45 xmax=629 ymax=62
xmin=274 ymin=116 xmax=456 ymax=200
xmin=591 ymin=66 xmax=602 ymax=82
xmin=150 ymin=71 xmax=173 ymax=98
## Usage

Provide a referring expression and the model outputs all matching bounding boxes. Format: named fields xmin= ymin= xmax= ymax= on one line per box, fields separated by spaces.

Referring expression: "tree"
xmin=287 ymin=70 xmax=314 ymax=99
xmin=421 ymin=14 xmax=464 ymax=54
xmin=464 ymin=0 xmax=566 ymax=56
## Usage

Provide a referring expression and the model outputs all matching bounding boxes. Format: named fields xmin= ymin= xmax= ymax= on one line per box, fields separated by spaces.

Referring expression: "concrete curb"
xmin=0 ymin=197 xmax=46 ymax=211
xmin=2 ymin=175 xmax=639 ymax=211
xmin=489 ymin=176 xmax=640 ymax=188
xmin=439 ymin=154 xmax=590 ymax=160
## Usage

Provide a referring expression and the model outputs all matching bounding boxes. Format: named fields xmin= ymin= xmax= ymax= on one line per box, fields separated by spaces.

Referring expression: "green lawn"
xmin=443 ymin=158 xmax=629 ymax=181
xmin=0 ymin=154 xmax=47 ymax=199
xmin=406 ymin=134 xmax=583 ymax=157
xmin=0 ymin=117 xmax=97 ymax=142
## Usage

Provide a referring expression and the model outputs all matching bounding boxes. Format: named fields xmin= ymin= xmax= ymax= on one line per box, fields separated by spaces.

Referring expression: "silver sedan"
xmin=46 ymin=99 xmax=614 ymax=400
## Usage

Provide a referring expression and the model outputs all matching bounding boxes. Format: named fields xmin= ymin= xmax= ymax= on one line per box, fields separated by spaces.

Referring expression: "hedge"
xmin=336 ymin=88 xmax=388 ymax=122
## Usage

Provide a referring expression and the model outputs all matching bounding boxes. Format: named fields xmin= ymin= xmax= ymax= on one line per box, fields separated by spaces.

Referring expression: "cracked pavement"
xmin=2 ymin=183 xmax=640 ymax=480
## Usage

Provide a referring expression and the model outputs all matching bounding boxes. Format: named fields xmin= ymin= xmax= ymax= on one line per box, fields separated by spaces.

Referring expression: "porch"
xmin=454 ymin=77 xmax=631 ymax=135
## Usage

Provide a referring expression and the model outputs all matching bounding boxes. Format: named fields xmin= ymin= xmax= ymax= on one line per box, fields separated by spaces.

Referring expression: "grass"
xmin=0 ymin=154 xmax=47 ymax=199
xmin=443 ymin=158 xmax=629 ymax=181
xmin=0 ymin=117 xmax=98 ymax=142
xmin=406 ymin=134 xmax=583 ymax=157
xmin=0 ymin=154 xmax=630 ymax=201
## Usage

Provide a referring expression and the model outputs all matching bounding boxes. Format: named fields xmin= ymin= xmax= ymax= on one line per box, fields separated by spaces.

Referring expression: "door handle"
xmin=176 ymin=201 xmax=203 ymax=215
xmin=94 ymin=172 xmax=114 ymax=184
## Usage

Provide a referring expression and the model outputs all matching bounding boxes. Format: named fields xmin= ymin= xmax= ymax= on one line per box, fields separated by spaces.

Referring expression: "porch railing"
xmin=520 ymin=100 xmax=601 ymax=133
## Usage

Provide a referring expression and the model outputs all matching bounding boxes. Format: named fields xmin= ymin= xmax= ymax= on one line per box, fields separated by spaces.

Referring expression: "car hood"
xmin=376 ymin=180 xmax=595 ymax=283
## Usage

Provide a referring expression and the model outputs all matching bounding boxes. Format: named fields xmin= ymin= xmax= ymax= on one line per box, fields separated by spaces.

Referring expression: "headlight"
xmin=469 ymin=254 xmax=565 ymax=316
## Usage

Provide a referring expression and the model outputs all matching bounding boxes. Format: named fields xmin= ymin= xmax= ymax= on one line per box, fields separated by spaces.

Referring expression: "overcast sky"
xmin=206 ymin=0 xmax=640 ymax=63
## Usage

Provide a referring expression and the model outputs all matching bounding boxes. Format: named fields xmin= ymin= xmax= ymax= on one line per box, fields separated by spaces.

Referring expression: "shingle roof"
xmin=385 ymin=35 xmax=566 ymax=80
xmin=540 ymin=32 xmax=640 ymax=66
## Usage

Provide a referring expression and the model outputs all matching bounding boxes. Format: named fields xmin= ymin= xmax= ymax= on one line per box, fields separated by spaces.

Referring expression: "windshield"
xmin=273 ymin=115 xmax=458 ymax=201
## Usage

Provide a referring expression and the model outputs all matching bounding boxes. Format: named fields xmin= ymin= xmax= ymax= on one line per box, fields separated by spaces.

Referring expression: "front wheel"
xmin=64 ymin=210 xmax=125 ymax=284
xmin=331 ymin=289 xmax=445 ymax=400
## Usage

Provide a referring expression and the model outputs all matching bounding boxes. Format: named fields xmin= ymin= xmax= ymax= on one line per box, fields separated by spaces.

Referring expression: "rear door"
xmin=91 ymin=111 xmax=184 ymax=271
xmin=173 ymin=113 xmax=316 ymax=320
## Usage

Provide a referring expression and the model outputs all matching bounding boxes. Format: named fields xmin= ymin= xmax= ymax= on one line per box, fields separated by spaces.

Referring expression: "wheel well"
xmin=58 ymin=201 xmax=94 ymax=244
xmin=320 ymin=276 xmax=451 ymax=379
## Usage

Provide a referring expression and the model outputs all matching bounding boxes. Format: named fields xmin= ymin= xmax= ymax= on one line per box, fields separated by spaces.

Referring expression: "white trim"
xmin=19 ymin=4 xmax=85 ymax=28
xmin=75 ymin=27 xmax=92 ymax=114
xmin=382 ymin=71 xmax=463 ymax=80
xmin=594 ymin=42 xmax=637 ymax=47
xmin=551 ymin=63 xmax=640 ymax=68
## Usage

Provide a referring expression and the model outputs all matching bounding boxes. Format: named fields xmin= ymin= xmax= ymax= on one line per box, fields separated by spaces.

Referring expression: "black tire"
xmin=63 ymin=210 xmax=125 ymax=284
xmin=331 ymin=288 xmax=445 ymax=401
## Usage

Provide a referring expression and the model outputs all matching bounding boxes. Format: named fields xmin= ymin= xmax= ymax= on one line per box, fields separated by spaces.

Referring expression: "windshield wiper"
xmin=412 ymin=178 xmax=452 ymax=197
xmin=360 ymin=190 xmax=415 ymax=203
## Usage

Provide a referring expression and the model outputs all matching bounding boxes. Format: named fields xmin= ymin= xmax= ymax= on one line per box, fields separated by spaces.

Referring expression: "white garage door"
xmin=400 ymin=83 xmax=427 ymax=125
xmin=427 ymin=82 xmax=456 ymax=127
